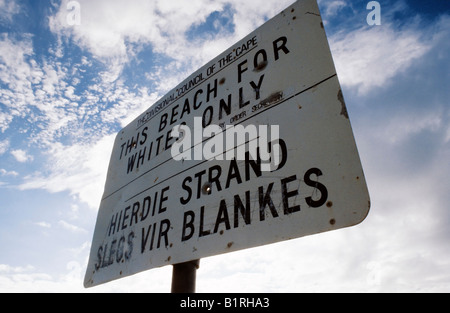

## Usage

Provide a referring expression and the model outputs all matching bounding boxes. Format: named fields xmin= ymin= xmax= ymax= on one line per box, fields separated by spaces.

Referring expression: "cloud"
xmin=18 ymin=134 xmax=115 ymax=208
xmin=0 ymin=169 xmax=18 ymax=177
xmin=48 ymin=0 xmax=295 ymax=82
xmin=0 ymin=264 xmax=35 ymax=274
xmin=0 ymin=112 xmax=14 ymax=133
xmin=0 ymin=32 xmax=102 ymax=141
xmin=0 ymin=34 xmax=162 ymax=209
xmin=0 ymin=33 xmax=37 ymax=132
xmin=0 ymin=0 xmax=21 ymax=23
xmin=49 ymin=0 xmax=157 ymax=61
xmin=320 ymin=0 xmax=347 ymax=17
xmin=58 ymin=220 xmax=87 ymax=233
xmin=0 ymin=262 xmax=85 ymax=293
xmin=11 ymin=149 xmax=33 ymax=163
xmin=338 ymin=14 xmax=450 ymax=293
xmin=35 ymin=222 xmax=52 ymax=229
xmin=1 ymin=24 xmax=164 ymax=210
xmin=330 ymin=22 xmax=431 ymax=95
xmin=6 ymin=0 xmax=295 ymax=211
xmin=0 ymin=139 xmax=9 ymax=154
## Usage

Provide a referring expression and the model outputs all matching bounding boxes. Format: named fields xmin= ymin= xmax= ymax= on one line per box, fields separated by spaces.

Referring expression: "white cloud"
xmin=0 ymin=139 xmax=9 ymax=154
xmin=48 ymin=0 xmax=295 ymax=83
xmin=0 ymin=112 xmax=14 ymax=133
xmin=0 ymin=37 xmax=164 ymax=208
xmin=49 ymin=0 xmax=160 ymax=71
xmin=375 ymin=111 xmax=443 ymax=145
xmin=9 ymin=0 xmax=298 ymax=211
xmin=0 ymin=33 xmax=37 ymax=129
xmin=11 ymin=149 xmax=33 ymax=163
xmin=0 ymin=262 xmax=83 ymax=293
xmin=318 ymin=0 xmax=348 ymax=18
xmin=0 ymin=33 xmax=92 ymax=143
xmin=18 ymin=135 xmax=114 ymax=208
xmin=330 ymin=23 xmax=431 ymax=95
xmin=1 ymin=29 xmax=153 ymax=144
xmin=0 ymin=0 xmax=21 ymax=23
xmin=0 ymin=242 xmax=94 ymax=293
xmin=0 ymin=264 xmax=35 ymax=274
xmin=58 ymin=220 xmax=87 ymax=233
xmin=35 ymin=222 xmax=52 ymax=229
xmin=0 ymin=168 xmax=18 ymax=176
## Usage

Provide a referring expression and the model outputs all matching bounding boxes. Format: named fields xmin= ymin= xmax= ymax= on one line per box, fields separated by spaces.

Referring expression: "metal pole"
xmin=171 ymin=259 xmax=200 ymax=293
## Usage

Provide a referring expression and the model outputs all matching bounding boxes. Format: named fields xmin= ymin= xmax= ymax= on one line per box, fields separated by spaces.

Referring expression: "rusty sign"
xmin=84 ymin=0 xmax=370 ymax=288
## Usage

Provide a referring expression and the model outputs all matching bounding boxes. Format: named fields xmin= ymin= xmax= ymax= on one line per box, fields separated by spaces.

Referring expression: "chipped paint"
xmin=259 ymin=91 xmax=283 ymax=107
xmin=338 ymin=89 xmax=349 ymax=119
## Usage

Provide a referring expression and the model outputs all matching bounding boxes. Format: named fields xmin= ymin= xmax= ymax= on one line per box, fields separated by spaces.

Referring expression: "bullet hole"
xmin=202 ymin=182 xmax=212 ymax=195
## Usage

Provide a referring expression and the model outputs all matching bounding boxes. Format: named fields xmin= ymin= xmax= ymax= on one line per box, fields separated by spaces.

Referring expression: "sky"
xmin=0 ymin=0 xmax=449 ymax=293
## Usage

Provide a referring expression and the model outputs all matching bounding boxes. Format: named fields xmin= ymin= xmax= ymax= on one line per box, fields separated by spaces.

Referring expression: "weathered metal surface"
xmin=84 ymin=0 xmax=370 ymax=288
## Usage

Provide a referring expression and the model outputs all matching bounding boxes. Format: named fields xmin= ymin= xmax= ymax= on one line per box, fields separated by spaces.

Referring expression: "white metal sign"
xmin=84 ymin=0 xmax=370 ymax=288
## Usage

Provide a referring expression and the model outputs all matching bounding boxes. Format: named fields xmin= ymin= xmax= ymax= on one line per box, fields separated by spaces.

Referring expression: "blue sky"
xmin=0 ymin=0 xmax=449 ymax=292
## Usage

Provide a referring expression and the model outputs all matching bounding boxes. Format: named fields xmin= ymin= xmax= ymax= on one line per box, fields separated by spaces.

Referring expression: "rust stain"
xmin=259 ymin=91 xmax=283 ymax=107
xmin=338 ymin=89 xmax=349 ymax=119
xmin=254 ymin=61 xmax=268 ymax=72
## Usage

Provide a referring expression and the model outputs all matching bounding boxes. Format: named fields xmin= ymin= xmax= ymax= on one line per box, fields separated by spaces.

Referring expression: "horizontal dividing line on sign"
xmin=102 ymin=73 xmax=337 ymax=202
xmin=135 ymin=43 xmax=260 ymax=131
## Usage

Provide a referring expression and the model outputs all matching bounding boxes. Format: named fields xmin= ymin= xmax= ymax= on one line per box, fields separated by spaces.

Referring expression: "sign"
xmin=84 ymin=0 xmax=370 ymax=288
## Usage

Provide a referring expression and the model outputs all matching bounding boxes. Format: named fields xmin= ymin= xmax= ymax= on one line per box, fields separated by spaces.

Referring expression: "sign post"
xmin=84 ymin=0 xmax=370 ymax=290
xmin=171 ymin=259 xmax=200 ymax=293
